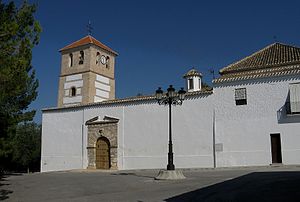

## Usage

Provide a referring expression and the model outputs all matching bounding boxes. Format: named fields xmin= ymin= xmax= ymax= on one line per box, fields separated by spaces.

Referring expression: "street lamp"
xmin=155 ymin=85 xmax=186 ymax=171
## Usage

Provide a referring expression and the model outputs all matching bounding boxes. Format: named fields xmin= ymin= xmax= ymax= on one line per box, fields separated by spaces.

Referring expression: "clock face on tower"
xmin=100 ymin=55 xmax=106 ymax=64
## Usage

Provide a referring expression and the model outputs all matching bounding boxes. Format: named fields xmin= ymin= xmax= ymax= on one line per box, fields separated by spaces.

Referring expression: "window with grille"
xmin=235 ymin=88 xmax=247 ymax=105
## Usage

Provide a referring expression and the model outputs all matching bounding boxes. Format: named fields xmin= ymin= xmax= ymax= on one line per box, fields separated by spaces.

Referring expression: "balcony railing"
xmin=277 ymin=101 xmax=300 ymax=122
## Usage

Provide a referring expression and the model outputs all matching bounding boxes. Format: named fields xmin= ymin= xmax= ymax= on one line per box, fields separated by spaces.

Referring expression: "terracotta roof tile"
xmin=183 ymin=68 xmax=202 ymax=78
xmin=59 ymin=35 xmax=118 ymax=55
xmin=214 ymin=43 xmax=300 ymax=83
xmin=213 ymin=64 xmax=300 ymax=83
xmin=220 ymin=43 xmax=300 ymax=74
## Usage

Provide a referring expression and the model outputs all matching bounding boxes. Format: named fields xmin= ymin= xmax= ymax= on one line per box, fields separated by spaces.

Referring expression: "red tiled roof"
xmin=59 ymin=35 xmax=118 ymax=55
xmin=220 ymin=43 xmax=300 ymax=74
xmin=213 ymin=43 xmax=300 ymax=83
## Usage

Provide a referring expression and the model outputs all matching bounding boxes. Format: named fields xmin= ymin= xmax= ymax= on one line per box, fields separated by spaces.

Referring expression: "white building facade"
xmin=41 ymin=40 xmax=300 ymax=172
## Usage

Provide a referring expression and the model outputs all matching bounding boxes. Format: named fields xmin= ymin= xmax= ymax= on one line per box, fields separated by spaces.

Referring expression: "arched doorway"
xmin=96 ymin=137 xmax=111 ymax=169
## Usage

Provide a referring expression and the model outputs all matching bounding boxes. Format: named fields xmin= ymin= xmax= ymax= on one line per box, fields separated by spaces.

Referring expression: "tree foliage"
xmin=0 ymin=0 xmax=41 ymax=137
xmin=13 ymin=122 xmax=41 ymax=172
xmin=0 ymin=1 xmax=41 ymax=171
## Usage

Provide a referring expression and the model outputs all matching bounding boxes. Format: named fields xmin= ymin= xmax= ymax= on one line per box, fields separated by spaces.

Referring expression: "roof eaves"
xmin=42 ymin=90 xmax=213 ymax=112
xmin=213 ymin=64 xmax=300 ymax=83
xmin=59 ymin=36 xmax=119 ymax=56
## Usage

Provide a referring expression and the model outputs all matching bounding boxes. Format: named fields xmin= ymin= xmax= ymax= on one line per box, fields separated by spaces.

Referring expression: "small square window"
xmin=235 ymin=88 xmax=247 ymax=105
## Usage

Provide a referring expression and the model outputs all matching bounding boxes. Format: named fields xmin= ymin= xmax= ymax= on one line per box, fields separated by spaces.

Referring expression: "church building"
xmin=41 ymin=35 xmax=300 ymax=172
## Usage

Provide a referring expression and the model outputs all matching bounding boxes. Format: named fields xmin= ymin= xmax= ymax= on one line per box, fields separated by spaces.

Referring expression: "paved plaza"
xmin=1 ymin=165 xmax=300 ymax=201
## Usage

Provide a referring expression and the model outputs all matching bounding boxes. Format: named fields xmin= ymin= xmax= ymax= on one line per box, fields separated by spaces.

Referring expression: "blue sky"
xmin=10 ymin=0 xmax=300 ymax=123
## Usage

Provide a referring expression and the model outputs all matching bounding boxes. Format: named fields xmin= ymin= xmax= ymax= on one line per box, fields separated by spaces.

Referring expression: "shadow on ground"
xmin=111 ymin=172 xmax=154 ymax=179
xmin=0 ymin=173 xmax=21 ymax=201
xmin=165 ymin=171 xmax=300 ymax=202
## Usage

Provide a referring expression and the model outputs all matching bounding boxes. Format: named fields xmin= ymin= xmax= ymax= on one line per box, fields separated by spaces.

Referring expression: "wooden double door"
xmin=96 ymin=137 xmax=110 ymax=169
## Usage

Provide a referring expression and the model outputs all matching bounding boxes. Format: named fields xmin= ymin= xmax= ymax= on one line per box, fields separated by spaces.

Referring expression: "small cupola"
xmin=183 ymin=68 xmax=202 ymax=92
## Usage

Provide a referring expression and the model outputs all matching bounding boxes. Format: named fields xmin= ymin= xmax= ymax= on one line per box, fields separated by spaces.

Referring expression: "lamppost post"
xmin=167 ymin=100 xmax=175 ymax=170
xmin=155 ymin=85 xmax=186 ymax=171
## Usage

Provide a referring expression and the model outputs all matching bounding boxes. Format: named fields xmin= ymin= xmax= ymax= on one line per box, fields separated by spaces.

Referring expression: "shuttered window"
xmin=289 ymin=83 xmax=300 ymax=113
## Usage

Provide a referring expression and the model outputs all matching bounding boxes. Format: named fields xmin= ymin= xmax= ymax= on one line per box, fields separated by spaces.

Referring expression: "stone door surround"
xmin=86 ymin=116 xmax=119 ymax=169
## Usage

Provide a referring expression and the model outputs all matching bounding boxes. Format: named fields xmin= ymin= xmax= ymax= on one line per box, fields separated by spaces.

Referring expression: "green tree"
xmin=0 ymin=1 xmax=41 ymax=170
xmin=13 ymin=122 xmax=41 ymax=172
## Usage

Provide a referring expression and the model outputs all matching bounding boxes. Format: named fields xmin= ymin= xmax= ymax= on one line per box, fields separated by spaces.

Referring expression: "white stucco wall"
xmin=41 ymin=109 xmax=85 ymax=172
xmin=213 ymin=75 xmax=300 ymax=167
xmin=41 ymin=75 xmax=300 ymax=172
xmin=41 ymin=93 xmax=214 ymax=172
xmin=120 ymin=94 xmax=214 ymax=170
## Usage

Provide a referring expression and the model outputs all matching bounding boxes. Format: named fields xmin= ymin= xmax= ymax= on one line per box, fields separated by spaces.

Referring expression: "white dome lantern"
xmin=183 ymin=68 xmax=202 ymax=92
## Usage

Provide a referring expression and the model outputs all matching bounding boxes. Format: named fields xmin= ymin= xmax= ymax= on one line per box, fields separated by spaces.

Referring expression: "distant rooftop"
xmin=59 ymin=35 xmax=118 ymax=55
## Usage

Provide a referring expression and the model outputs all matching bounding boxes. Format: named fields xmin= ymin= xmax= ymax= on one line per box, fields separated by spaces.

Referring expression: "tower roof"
xmin=183 ymin=68 xmax=202 ymax=78
xmin=59 ymin=35 xmax=118 ymax=55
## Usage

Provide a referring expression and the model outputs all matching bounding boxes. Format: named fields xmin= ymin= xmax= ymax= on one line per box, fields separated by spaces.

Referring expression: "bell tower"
xmin=57 ymin=35 xmax=118 ymax=107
